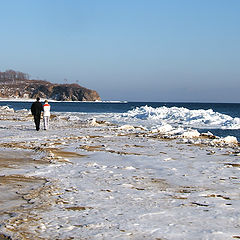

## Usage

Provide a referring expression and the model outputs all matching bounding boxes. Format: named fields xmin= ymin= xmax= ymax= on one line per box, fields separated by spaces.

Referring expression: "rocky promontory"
xmin=0 ymin=70 xmax=101 ymax=101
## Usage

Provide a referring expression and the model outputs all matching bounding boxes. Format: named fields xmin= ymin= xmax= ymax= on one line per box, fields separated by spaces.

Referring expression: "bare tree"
xmin=0 ymin=70 xmax=30 ymax=83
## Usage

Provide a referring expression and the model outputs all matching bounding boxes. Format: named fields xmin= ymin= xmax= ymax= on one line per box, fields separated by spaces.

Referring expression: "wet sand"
xmin=0 ymin=150 xmax=48 ymax=240
xmin=0 ymin=145 xmax=88 ymax=240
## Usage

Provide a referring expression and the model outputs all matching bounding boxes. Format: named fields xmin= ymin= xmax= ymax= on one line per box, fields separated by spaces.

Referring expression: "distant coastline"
xmin=0 ymin=97 xmax=127 ymax=103
xmin=0 ymin=69 xmax=101 ymax=101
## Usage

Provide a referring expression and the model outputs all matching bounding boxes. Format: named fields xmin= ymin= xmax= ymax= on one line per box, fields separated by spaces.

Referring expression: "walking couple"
xmin=31 ymin=97 xmax=51 ymax=131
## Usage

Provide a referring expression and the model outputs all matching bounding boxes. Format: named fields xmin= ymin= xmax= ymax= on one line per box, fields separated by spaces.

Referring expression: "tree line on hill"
xmin=0 ymin=69 xmax=30 ymax=81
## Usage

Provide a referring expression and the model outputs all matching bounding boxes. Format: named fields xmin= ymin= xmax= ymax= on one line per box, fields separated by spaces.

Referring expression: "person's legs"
xmin=43 ymin=116 xmax=49 ymax=130
xmin=34 ymin=115 xmax=41 ymax=131
xmin=46 ymin=116 xmax=50 ymax=129
xmin=43 ymin=116 xmax=46 ymax=130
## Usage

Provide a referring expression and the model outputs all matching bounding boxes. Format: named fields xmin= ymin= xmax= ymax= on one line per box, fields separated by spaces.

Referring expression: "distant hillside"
xmin=0 ymin=69 xmax=101 ymax=101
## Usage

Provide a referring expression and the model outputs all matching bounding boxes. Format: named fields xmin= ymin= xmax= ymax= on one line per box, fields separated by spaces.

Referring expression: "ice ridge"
xmin=122 ymin=106 xmax=240 ymax=129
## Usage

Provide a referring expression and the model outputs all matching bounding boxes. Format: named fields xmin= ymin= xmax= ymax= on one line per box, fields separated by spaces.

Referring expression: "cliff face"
xmin=0 ymin=70 xmax=101 ymax=101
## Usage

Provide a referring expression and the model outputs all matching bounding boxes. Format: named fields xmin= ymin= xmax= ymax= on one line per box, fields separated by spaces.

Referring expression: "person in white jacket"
xmin=43 ymin=100 xmax=51 ymax=130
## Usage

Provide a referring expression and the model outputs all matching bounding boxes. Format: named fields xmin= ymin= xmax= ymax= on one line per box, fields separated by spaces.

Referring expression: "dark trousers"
xmin=34 ymin=115 xmax=41 ymax=131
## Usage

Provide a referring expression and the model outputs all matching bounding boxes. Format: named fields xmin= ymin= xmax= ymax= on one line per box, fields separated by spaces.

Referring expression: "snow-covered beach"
xmin=0 ymin=105 xmax=240 ymax=240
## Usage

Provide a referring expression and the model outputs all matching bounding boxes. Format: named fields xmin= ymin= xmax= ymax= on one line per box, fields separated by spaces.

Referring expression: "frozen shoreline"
xmin=0 ymin=106 xmax=240 ymax=239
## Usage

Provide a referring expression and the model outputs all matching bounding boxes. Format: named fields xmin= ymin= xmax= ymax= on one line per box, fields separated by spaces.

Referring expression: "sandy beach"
xmin=0 ymin=106 xmax=240 ymax=240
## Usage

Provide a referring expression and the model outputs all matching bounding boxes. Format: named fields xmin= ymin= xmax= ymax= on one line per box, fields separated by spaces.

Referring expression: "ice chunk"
xmin=118 ymin=125 xmax=135 ymax=130
xmin=181 ymin=129 xmax=200 ymax=138
xmin=223 ymin=136 xmax=238 ymax=144
xmin=157 ymin=124 xmax=173 ymax=133
xmin=87 ymin=118 xmax=98 ymax=126
xmin=0 ymin=105 xmax=14 ymax=112
xmin=67 ymin=116 xmax=80 ymax=121
xmin=121 ymin=105 xmax=240 ymax=130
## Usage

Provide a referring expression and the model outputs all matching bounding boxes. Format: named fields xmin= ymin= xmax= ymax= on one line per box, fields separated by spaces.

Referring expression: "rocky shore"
xmin=0 ymin=70 xmax=101 ymax=101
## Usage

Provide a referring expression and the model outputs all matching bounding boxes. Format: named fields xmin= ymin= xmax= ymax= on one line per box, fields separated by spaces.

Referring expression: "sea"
xmin=1 ymin=101 xmax=240 ymax=141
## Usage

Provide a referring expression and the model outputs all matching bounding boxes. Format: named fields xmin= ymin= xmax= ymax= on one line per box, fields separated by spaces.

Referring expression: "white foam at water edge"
xmin=121 ymin=106 xmax=240 ymax=129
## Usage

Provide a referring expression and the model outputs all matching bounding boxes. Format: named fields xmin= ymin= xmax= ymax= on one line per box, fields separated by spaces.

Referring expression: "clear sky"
xmin=0 ymin=0 xmax=239 ymax=102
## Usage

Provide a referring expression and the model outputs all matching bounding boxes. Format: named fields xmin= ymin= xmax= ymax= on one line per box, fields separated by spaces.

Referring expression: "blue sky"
xmin=0 ymin=0 xmax=240 ymax=102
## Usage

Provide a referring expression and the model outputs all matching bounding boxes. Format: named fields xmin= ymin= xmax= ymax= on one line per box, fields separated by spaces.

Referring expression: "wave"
xmin=121 ymin=106 xmax=240 ymax=130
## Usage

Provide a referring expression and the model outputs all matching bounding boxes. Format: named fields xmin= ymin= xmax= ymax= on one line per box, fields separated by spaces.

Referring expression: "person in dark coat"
xmin=31 ymin=97 xmax=44 ymax=131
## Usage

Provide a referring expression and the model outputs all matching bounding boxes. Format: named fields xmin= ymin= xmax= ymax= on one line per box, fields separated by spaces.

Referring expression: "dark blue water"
xmin=1 ymin=101 xmax=240 ymax=140
xmin=1 ymin=101 xmax=240 ymax=116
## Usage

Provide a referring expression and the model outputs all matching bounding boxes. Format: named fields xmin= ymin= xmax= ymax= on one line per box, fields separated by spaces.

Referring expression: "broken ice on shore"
xmin=0 ymin=105 xmax=240 ymax=240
